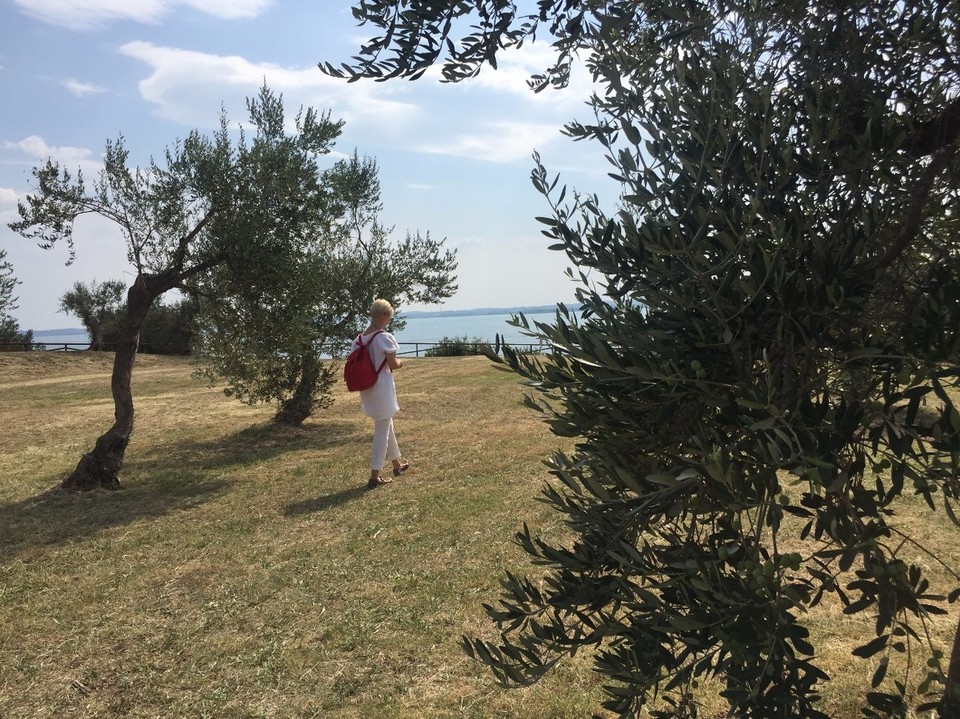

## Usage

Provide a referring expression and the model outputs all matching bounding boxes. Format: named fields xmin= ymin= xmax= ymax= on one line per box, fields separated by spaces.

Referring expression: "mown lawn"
xmin=0 ymin=352 xmax=957 ymax=718
xmin=0 ymin=352 xmax=603 ymax=718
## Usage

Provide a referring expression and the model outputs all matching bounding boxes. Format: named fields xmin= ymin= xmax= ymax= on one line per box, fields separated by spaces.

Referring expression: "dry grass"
xmin=0 ymin=352 xmax=602 ymax=719
xmin=0 ymin=352 xmax=958 ymax=718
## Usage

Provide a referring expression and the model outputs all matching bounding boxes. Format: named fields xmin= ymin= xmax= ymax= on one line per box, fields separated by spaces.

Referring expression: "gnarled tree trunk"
xmin=62 ymin=275 xmax=163 ymax=491
xmin=273 ymin=351 xmax=321 ymax=426
xmin=273 ymin=349 xmax=338 ymax=426
xmin=941 ymin=613 xmax=960 ymax=717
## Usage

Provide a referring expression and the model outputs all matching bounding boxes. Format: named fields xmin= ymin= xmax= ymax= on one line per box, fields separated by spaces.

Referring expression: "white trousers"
xmin=371 ymin=417 xmax=401 ymax=470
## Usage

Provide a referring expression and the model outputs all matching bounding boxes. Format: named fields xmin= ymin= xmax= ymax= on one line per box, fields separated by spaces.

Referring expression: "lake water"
xmin=394 ymin=311 xmax=557 ymax=345
xmin=29 ymin=309 xmax=562 ymax=350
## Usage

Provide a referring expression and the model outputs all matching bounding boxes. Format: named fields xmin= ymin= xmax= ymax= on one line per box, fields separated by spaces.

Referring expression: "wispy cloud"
xmin=0 ymin=187 xmax=19 ymax=205
xmin=64 ymin=79 xmax=107 ymax=96
xmin=418 ymin=120 xmax=562 ymax=164
xmin=450 ymin=41 xmax=598 ymax=112
xmin=13 ymin=0 xmax=274 ymax=30
xmin=4 ymin=135 xmax=101 ymax=173
xmin=114 ymin=32 xmax=597 ymax=163
xmin=0 ymin=188 xmax=21 ymax=224
xmin=118 ymin=41 xmax=420 ymax=136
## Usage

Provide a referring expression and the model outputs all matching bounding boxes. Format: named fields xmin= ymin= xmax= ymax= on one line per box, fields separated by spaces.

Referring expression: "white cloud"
xmin=0 ymin=188 xmax=21 ymax=225
xmin=456 ymin=44 xmax=554 ymax=95
xmin=113 ymin=39 xmax=594 ymax=163
xmin=453 ymin=42 xmax=597 ymax=112
xmin=13 ymin=0 xmax=273 ymax=30
xmin=4 ymin=135 xmax=101 ymax=173
xmin=65 ymin=79 xmax=107 ymax=96
xmin=181 ymin=0 xmax=272 ymax=18
xmin=117 ymin=41 xmax=420 ymax=136
xmin=418 ymin=120 xmax=562 ymax=163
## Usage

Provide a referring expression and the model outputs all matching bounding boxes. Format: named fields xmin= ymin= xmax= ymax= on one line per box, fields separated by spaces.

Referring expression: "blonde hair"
xmin=370 ymin=298 xmax=394 ymax=319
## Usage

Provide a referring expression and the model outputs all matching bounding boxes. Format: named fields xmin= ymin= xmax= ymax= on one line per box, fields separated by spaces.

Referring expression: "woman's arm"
xmin=385 ymin=352 xmax=403 ymax=370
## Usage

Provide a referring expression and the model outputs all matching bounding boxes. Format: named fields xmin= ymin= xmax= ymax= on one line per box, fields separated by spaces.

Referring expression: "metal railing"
xmin=396 ymin=341 xmax=545 ymax=358
xmin=0 ymin=342 xmax=160 ymax=353
xmin=0 ymin=342 xmax=90 ymax=352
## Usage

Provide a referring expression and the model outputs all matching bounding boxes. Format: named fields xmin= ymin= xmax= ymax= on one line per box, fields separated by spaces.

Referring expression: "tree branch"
xmin=875 ymin=148 xmax=953 ymax=271
xmin=169 ymin=210 xmax=217 ymax=275
xmin=900 ymin=97 xmax=960 ymax=158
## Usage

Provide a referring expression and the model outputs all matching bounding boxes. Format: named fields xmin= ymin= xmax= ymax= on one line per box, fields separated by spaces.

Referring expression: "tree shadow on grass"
xmin=0 ymin=475 xmax=232 ymax=562
xmin=0 ymin=419 xmax=365 ymax=562
xmin=283 ymin=485 xmax=369 ymax=516
xmin=131 ymin=419 xmax=364 ymax=472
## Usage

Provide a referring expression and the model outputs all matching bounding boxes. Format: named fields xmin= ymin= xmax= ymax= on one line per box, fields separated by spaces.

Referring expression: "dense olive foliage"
xmin=332 ymin=2 xmax=960 ymax=717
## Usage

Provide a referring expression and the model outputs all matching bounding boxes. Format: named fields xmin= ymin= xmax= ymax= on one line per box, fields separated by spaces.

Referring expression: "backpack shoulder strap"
xmin=366 ymin=330 xmax=390 ymax=373
xmin=362 ymin=329 xmax=384 ymax=346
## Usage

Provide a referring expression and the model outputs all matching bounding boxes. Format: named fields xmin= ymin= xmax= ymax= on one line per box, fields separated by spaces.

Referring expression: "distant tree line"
xmin=59 ymin=279 xmax=195 ymax=355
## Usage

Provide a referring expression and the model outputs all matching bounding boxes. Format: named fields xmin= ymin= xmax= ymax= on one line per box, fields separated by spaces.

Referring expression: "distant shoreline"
xmin=32 ymin=328 xmax=88 ymax=337
xmin=32 ymin=304 xmax=578 ymax=334
xmin=402 ymin=303 xmax=576 ymax=320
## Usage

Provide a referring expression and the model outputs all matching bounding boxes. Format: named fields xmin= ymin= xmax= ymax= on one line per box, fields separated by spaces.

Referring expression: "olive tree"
xmin=99 ymin=296 xmax=197 ymax=355
xmin=0 ymin=249 xmax=17 ymax=317
xmin=192 ymin=150 xmax=457 ymax=425
xmin=8 ymin=85 xmax=344 ymax=490
xmin=0 ymin=249 xmax=33 ymax=348
xmin=58 ymin=278 xmax=125 ymax=350
xmin=138 ymin=297 xmax=197 ymax=355
xmin=329 ymin=2 xmax=960 ymax=717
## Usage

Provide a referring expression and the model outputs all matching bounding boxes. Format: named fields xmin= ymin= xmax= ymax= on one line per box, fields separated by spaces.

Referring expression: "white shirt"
xmin=351 ymin=330 xmax=400 ymax=419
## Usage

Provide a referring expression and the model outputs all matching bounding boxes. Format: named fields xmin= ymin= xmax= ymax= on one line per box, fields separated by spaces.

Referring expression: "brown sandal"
xmin=367 ymin=475 xmax=393 ymax=489
xmin=393 ymin=462 xmax=410 ymax=477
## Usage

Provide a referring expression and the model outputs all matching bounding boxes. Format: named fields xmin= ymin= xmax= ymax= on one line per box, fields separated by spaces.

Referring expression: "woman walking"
xmin=352 ymin=299 xmax=410 ymax=488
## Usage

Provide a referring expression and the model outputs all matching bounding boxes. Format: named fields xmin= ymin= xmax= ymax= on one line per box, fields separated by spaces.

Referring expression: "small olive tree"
xmin=192 ymin=151 xmax=457 ymax=425
xmin=58 ymin=279 xmax=125 ymax=350
xmin=9 ymin=84 xmax=344 ymax=490
xmin=0 ymin=249 xmax=33 ymax=348
xmin=331 ymin=2 xmax=960 ymax=716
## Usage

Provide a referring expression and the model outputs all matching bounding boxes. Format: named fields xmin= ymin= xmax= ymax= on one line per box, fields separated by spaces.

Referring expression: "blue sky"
xmin=0 ymin=0 xmax=616 ymax=331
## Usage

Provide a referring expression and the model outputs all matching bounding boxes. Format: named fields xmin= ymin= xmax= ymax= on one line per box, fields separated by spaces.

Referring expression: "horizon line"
xmin=30 ymin=302 xmax=579 ymax=334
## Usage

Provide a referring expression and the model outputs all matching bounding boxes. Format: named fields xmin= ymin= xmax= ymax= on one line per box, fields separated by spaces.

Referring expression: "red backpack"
xmin=343 ymin=331 xmax=388 ymax=392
